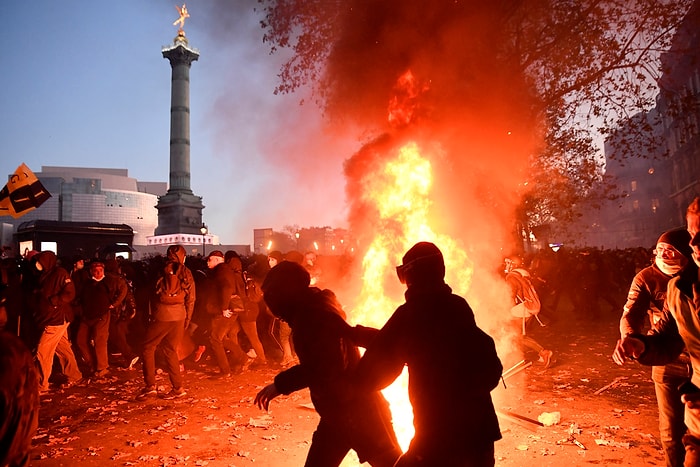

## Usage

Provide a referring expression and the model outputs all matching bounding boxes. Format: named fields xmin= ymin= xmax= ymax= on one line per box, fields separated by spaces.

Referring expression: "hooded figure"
xmin=356 ymin=241 xmax=503 ymax=467
xmin=32 ymin=250 xmax=83 ymax=392
xmin=255 ymin=261 xmax=402 ymax=467
xmin=137 ymin=245 xmax=195 ymax=400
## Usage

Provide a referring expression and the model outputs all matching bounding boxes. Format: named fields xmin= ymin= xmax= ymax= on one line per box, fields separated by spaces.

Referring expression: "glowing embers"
xmin=387 ymin=70 xmax=429 ymax=128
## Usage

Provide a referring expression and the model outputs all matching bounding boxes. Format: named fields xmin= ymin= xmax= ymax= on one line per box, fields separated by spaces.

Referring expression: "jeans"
xmin=209 ymin=315 xmax=247 ymax=373
xmin=142 ymin=320 xmax=184 ymax=389
xmin=109 ymin=316 xmax=136 ymax=363
xmin=35 ymin=321 xmax=83 ymax=390
xmin=654 ymin=364 xmax=690 ymax=467
xmin=76 ymin=314 xmax=110 ymax=373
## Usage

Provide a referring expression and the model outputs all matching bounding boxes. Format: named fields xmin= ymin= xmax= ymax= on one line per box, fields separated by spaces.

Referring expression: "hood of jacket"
xmin=36 ymin=251 xmax=57 ymax=272
xmin=166 ymin=245 xmax=187 ymax=264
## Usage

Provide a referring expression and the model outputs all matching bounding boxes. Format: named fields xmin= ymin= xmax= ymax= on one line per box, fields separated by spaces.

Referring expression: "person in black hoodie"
xmin=355 ymin=242 xmax=503 ymax=467
xmin=32 ymin=250 xmax=83 ymax=393
xmin=254 ymin=261 xmax=401 ymax=467
xmin=138 ymin=245 xmax=195 ymax=400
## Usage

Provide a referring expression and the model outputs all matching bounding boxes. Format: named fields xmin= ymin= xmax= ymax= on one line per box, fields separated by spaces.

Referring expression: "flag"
xmin=0 ymin=163 xmax=52 ymax=218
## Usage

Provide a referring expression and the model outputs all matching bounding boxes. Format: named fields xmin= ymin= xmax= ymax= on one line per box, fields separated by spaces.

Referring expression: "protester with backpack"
xmin=505 ymin=255 xmax=554 ymax=369
xmin=137 ymin=245 xmax=195 ymax=400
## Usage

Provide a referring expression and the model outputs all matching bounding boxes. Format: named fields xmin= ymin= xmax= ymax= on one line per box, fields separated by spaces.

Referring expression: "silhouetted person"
xmin=254 ymin=261 xmax=401 ymax=467
xmin=355 ymin=241 xmax=503 ymax=467
xmin=0 ymin=327 xmax=39 ymax=467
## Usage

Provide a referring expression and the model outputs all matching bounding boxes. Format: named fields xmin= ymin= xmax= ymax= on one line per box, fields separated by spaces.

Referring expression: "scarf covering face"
xmin=656 ymin=256 xmax=686 ymax=276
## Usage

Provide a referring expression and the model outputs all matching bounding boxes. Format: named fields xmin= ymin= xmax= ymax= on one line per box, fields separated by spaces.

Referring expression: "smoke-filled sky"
xmin=0 ymin=1 xmax=356 ymax=245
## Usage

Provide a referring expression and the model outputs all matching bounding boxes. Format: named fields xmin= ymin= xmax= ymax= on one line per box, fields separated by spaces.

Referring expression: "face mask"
xmin=655 ymin=256 xmax=686 ymax=276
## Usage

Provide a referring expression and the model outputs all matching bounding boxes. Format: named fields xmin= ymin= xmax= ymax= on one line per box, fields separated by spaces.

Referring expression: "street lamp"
xmin=200 ymin=223 xmax=208 ymax=257
xmin=295 ymin=231 xmax=300 ymax=250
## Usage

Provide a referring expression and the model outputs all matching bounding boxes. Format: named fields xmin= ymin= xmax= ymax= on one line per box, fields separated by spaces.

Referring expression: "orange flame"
xmin=349 ymin=141 xmax=475 ymax=453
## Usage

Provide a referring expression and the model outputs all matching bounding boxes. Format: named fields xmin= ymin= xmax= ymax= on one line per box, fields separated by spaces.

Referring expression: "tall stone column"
xmin=155 ymin=31 xmax=205 ymax=236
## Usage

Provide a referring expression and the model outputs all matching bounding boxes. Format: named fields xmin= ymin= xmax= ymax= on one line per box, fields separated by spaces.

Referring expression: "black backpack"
xmin=155 ymin=261 xmax=188 ymax=305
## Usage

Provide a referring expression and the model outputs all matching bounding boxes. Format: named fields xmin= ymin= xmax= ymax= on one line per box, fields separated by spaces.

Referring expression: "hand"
xmin=682 ymin=392 xmax=700 ymax=416
xmin=612 ymin=336 xmax=645 ymax=365
xmin=254 ymin=384 xmax=281 ymax=411
xmin=222 ymin=309 xmax=233 ymax=318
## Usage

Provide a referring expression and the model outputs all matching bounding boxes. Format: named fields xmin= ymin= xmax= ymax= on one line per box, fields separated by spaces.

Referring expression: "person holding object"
xmin=614 ymin=197 xmax=700 ymax=466
xmin=354 ymin=241 xmax=503 ymax=467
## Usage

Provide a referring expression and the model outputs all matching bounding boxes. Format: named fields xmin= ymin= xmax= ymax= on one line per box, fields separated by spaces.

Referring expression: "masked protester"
xmin=614 ymin=197 xmax=700 ymax=466
xmin=613 ymin=228 xmax=692 ymax=467
xmin=355 ymin=242 xmax=503 ymax=467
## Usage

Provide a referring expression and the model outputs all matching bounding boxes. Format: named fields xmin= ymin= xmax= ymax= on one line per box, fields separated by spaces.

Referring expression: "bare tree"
xmin=258 ymin=0 xmax=694 ymax=242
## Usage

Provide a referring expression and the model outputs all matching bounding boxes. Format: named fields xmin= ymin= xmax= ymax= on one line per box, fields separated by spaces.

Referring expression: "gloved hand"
xmin=222 ymin=309 xmax=233 ymax=318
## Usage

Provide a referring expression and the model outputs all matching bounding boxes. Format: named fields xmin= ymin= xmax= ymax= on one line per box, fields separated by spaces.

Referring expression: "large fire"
xmin=337 ymin=69 xmax=520 ymax=465
xmin=347 ymin=141 xmax=476 ymax=453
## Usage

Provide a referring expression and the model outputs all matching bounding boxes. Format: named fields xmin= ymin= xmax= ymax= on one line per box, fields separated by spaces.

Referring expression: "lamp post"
xmin=295 ymin=231 xmax=300 ymax=251
xmin=200 ymin=224 xmax=208 ymax=257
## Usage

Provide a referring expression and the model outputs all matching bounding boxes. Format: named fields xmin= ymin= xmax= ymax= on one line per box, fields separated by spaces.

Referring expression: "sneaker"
xmin=193 ymin=346 xmax=206 ymax=363
xmin=128 ymin=356 xmax=140 ymax=370
xmin=136 ymin=386 xmax=158 ymax=400
xmin=241 ymin=357 xmax=254 ymax=372
xmin=162 ymin=387 xmax=188 ymax=399
xmin=539 ymin=350 xmax=554 ymax=369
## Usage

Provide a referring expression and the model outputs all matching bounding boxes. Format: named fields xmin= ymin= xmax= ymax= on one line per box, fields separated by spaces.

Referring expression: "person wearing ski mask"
xmin=613 ymin=227 xmax=692 ymax=467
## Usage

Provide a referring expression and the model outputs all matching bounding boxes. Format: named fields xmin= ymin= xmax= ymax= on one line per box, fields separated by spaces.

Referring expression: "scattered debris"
xmin=537 ymin=412 xmax=561 ymax=426
xmin=594 ymin=376 xmax=627 ymax=395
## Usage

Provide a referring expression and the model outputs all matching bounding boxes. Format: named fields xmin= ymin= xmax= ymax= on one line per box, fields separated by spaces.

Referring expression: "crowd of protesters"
xmin=0 ymin=247 xmax=343 ymax=392
xmin=0 ymin=234 xmax=677 ymax=467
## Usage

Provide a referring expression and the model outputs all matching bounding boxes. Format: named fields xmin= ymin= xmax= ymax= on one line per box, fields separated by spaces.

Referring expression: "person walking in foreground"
xmin=614 ymin=197 xmax=700 ymax=466
xmin=613 ymin=228 xmax=692 ymax=467
xmin=138 ymin=245 xmax=195 ymax=400
xmin=32 ymin=250 xmax=83 ymax=393
xmin=254 ymin=261 xmax=401 ymax=467
xmin=355 ymin=241 xmax=503 ymax=467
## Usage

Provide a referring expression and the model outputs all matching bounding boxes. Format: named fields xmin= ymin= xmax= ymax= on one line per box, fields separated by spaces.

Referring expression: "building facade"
xmin=599 ymin=1 xmax=700 ymax=248
xmin=0 ymin=166 xmax=165 ymax=248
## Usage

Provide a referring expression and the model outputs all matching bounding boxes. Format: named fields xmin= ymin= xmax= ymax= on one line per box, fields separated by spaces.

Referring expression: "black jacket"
xmin=356 ymin=282 xmax=503 ymax=451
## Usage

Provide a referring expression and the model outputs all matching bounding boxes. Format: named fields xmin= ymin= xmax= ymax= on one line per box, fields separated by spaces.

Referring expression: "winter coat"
xmin=80 ymin=274 xmax=127 ymax=323
xmin=205 ymin=263 xmax=237 ymax=315
xmin=355 ymin=282 xmax=503 ymax=452
xmin=151 ymin=247 xmax=195 ymax=325
xmin=32 ymin=251 xmax=76 ymax=328
xmin=273 ymin=288 xmax=389 ymax=421
xmin=637 ymin=263 xmax=700 ymax=436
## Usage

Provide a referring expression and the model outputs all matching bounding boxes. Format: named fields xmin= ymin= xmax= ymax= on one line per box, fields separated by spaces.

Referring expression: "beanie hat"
xmin=268 ymin=250 xmax=284 ymax=262
xmin=657 ymin=228 xmax=692 ymax=260
xmin=399 ymin=242 xmax=445 ymax=285
xmin=207 ymin=250 xmax=224 ymax=260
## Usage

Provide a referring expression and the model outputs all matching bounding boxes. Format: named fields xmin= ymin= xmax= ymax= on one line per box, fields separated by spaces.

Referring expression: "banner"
xmin=0 ymin=163 xmax=52 ymax=218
